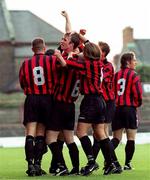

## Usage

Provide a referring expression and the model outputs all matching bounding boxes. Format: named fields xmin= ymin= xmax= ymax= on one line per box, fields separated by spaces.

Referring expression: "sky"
xmin=5 ymin=0 xmax=150 ymax=59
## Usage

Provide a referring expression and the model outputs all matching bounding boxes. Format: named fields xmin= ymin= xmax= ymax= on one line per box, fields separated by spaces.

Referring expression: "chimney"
xmin=123 ymin=26 xmax=134 ymax=47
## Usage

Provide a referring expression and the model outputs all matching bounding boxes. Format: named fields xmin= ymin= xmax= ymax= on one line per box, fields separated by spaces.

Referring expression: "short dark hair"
xmin=98 ymin=41 xmax=110 ymax=57
xmin=120 ymin=52 xmax=135 ymax=68
xmin=64 ymin=32 xmax=80 ymax=50
xmin=45 ymin=49 xmax=55 ymax=56
xmin=31 ymin=37 xmax=45 ymax=51
xmin=70 ymin=32 xmax=80 ymax=49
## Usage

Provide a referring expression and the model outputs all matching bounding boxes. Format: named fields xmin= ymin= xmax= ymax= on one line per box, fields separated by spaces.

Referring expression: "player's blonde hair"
xmin=83 ymin=42 xmax=101 ymax=60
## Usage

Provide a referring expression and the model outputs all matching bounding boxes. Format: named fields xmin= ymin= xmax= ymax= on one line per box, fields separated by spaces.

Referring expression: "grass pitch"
xmin=0 ymin=144 xmax=150 ymax=180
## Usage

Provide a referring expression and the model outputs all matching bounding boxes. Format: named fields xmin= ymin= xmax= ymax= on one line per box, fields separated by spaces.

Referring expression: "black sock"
xmin=79 ymin=136 xmax=95 ymax=163
xmin=92 ymin=136 xmax=101 ymax=160
xmin=57 ymin=140 xmax=67 ymax=168
xmin=111 ymin=138 xmax=120 ymax=149
xmin=42 ymin=137 xmax=48 ymax=155
xmin=48 ymin=142 xmax=66 ymax=167
xmin=67 ymin=142 xmax=79 ymax=170
xmin=125 ymin=140 xmax=135 ymax=165
xmin=109 ymin=139 xmax=119 ymax=162
xmin=100 ymin=138 xmax=113 ymax=166
xmin=50 ymin=140 xmax=66 ymax=169
xmin=57 ymin=139 xmax=64 ymax=150
xmin=25 ymin=135 xmax=34 ymax=165
xmin=34 ymin=136 xmax=45 ymax=165
xmin=50 ymin=154 xmax=57 ymax=170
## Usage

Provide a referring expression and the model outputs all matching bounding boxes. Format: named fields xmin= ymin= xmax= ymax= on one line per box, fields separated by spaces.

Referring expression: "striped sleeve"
xmin=66 ymin=59 xmax=85 ymax=69
xmin=132 ymin=75 xmax=143 ymax=107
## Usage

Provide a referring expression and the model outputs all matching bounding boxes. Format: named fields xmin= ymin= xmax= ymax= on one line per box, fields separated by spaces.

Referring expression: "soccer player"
xmin=98 ymin=41 xmax=115 ymax=137
xmin=44 ymin=48 xmax=67 ymax=174
xmin=56 ymin=37 xmax=120 ymax=176
xmin=61 ymin=10 xmax=86 ymax=53
xmin=46 ymin=32 xmax=81 ymax=176
xmin=111 ymin=52 xmax=143 ymax=170
xmin=45 ymin=11 xmax=87 ymax=176
xmin=19 ymin=37 xmax=58 ymax=176
xmin=45 ymin=11 xmax=86 ymax=175
xmin=92 ymin=42 xmax=122 ymax=173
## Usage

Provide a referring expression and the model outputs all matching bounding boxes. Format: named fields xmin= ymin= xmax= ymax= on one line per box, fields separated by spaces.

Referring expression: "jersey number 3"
xmin=117 ymin=78 xmax=126 ymax=96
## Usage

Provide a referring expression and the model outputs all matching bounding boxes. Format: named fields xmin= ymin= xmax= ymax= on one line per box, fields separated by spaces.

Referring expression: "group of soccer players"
xmin=19 ymin=11 xmax=143 ymax=177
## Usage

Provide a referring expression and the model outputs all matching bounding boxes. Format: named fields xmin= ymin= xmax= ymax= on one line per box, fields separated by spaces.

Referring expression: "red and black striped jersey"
xmin=19 ymin=54 xmax=58 ymax=95
xmin=114 ymin=67 xmax=142 ymax=107
xmin=78 ymin=43 xmax=84 ymax=52
xmin=101 ymin=59 xmax=115 ymax=101
xmin=66 ymin=58 xmax=103 ymax=95
xmin=54 ymin=54 xmax=81 ymax=103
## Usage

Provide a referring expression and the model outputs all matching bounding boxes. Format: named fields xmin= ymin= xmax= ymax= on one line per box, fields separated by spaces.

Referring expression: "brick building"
xmin=114 ymin=26 xmax=150 ymax=69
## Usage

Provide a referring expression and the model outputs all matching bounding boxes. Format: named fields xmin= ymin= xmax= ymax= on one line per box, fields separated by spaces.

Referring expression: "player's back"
xmin=19 ymin=54 xmax=57 ymax=95
xmin=114 ymin=67 xmax=142 ymax=107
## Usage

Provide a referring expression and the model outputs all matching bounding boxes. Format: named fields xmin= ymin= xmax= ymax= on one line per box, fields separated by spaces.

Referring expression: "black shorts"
xmin=105 ymin=100 xmax=116 ymax=123
xmin=112 ymin=106 xmax=138 ymax=131
xmin=23 ymin=94 xmax=54 ymax=126
xmin=47 ymin=101 xmax=75 ymax=131
xmin=78 ymin=94 xmax=106 ymax=124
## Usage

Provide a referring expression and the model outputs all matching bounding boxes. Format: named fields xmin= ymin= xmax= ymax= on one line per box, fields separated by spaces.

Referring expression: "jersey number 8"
xmin=33 ymin=66 xmax=45 ymax=85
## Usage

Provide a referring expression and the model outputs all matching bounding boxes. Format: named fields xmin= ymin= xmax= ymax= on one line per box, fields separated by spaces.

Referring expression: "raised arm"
xmin=79 ymin=32 xmax=89 ymax=45
xmin=61 ymin=11 xmax=72 ymax=33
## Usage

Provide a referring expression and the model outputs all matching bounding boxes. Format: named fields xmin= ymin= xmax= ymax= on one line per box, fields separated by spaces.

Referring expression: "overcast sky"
xmin=5 ymin=0 xmax=150 ymax=59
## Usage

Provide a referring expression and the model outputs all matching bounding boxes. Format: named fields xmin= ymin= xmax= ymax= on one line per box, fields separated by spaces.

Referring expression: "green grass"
xmin=0 ymin=144 xmax=150 ymax=180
